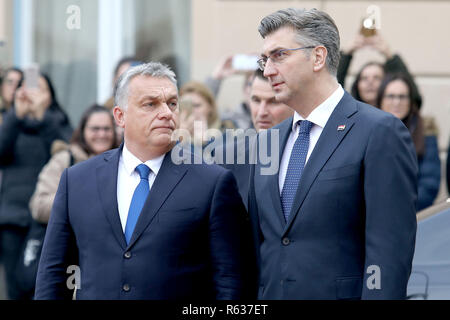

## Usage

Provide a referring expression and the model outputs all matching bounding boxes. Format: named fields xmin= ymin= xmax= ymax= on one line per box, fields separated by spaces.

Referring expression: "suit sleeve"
xmin=35 ymin=168 xmax=78 ymax=300
xmin=362 ymin=115 xmax=418 ymax=299
xmin=208 ymin=169 xmax=257 ymax=300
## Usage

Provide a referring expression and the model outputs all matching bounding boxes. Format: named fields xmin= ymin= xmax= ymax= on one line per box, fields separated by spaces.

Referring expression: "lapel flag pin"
xmin=337 ymin=125 xmax=346 ymax=131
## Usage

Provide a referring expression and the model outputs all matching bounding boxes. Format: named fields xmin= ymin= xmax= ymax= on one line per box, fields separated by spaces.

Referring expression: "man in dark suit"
xmin=248 ymin=8 xmax=418 ymax=299
xmin=35 ymin=62 xmax=253 ymax=300
xmin=220 ymin=69 xmax=293 ymax=207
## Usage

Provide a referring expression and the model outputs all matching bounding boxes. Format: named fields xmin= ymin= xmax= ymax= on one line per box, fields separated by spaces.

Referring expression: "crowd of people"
xmin=0 ymin=6 xmax=449 ymax=300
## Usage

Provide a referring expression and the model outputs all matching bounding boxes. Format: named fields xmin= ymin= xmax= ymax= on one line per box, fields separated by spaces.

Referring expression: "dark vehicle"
xmin=407 ymin=199 xmax=450 ymax=299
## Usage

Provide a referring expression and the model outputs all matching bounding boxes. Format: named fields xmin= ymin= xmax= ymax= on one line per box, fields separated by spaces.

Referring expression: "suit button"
xmin=282 ymin=237 xmax=290 ymax=246
xmin=124 ymin=252 xmax=131 ymax=259
xmin=123 ymin=284 xmax=130 ymax=292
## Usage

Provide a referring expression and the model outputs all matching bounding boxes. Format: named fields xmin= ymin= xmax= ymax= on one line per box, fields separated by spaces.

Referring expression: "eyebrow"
xmin=261 ymin=47 xmax=284 ymax=58
xmin=166 ymin=94 xmax=178 ymax=100
xmin=138 ymin=92 xmax=178 ymax=103
xmin=140 ymin=95 xmax=161 ymax=101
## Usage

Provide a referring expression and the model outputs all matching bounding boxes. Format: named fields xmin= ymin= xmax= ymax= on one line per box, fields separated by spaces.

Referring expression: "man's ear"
xmin=113 ymin=106 xmax=125 ymax=128
xmin=312 ymin=46 xmax=328 ymax=72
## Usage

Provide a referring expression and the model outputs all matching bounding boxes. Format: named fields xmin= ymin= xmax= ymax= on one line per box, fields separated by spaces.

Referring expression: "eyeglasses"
xmin=257 ymin=46 xmax=316 ymax=71
xmin=383 ymin=94 xmax=409 ymax=102
xmin=4 ymin=79 xmax=20 ymax=87
xmin=87 ymin=126 xmax=113 ymax=133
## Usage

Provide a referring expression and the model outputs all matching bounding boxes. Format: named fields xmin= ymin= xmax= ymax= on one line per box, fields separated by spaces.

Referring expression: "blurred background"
xmin=1 ymin=0 xmax=449 ymax=299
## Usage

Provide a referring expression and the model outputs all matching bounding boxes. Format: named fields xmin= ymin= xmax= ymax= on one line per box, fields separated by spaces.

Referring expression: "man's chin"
xmin=147 ymin=132 xmax=173 ymax=149
xmin=256 ymin=123 xmax=273 ymax=131
xmin=274 ymin=91 xmax=289 ymax=104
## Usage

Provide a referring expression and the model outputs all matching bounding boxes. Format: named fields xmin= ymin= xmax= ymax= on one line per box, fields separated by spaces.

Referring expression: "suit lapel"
xmin=96 ymin=146 xmax=127 ymax=250
xmin=127 ymin=149 xmax=188 ymax=248
xmin=283 ymin=93 xmax=358 ymax=236
xmin=264 ymin=118 xmax=292 ymax=228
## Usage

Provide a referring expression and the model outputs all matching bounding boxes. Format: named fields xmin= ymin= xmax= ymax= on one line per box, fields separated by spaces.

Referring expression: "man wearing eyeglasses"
xmin=248 ymin=8 xmax=418 ymax=299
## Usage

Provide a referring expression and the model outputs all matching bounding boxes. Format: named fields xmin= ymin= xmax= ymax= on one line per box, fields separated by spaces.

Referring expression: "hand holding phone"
xmin=24 ymin=63 xmax=40 ymax=89
xmin=14 ymin=87 xmax=32 ymax=119
xmin=232 ymin=54 xmax=259 ymax=71
xmin=27 ymin=88 xmax=50 ymax=121
xmin=360 ymin=17 xmax=377 ymax=37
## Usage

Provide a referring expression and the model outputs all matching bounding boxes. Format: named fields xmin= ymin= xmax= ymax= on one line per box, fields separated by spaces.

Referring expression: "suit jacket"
xmin=35 ymin=145 xmax=253 ymax=300
xmin=215 ymin=131 xmax=257 ymax=210
xmin=248 ymin=92 xmax=418 ymax=300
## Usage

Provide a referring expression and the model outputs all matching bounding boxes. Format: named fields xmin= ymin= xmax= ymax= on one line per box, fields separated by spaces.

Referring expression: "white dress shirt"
xmin=278 ymin=85 xmax=345 ymax=194
xmin=117 ymin=145 xmax=165 ymax=232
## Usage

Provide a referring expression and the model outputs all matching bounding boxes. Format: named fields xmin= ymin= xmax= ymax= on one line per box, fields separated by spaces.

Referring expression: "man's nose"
xmin=158 ymin=103 xmax=174 ymax=119
xmin=258 ymin=101 xmax=269 ymax=116
xmin=263 ymin=59 xmax=277 ymax=78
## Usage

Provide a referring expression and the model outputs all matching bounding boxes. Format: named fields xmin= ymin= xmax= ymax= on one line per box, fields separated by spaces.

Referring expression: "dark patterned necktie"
xmin=281 ymin=120 xmax=313 ymax=222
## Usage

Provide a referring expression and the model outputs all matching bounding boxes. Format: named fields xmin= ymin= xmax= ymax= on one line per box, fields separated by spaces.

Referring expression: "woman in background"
xmin=0 ymin=73 xmax=72 ymax=299
xmin=0 ymin=68 xmax=23 ymax=124
xmin=338 ymin=32 xmax=422 ymax=109
xmin=30 ymin=104 xmax=119 ymax=224
xmin=376 ymin=73 xmax=441 ymax=211
xmin=17 ymin=105 xmax=118 ymax=299
xmin=179 ymin=81 xmax=234 ymax=146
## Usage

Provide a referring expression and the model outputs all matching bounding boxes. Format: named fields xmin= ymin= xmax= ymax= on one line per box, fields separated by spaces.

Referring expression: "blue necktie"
xmin=281 ymin=120 xmax=313 ymax=222
xmin=124 ymin=164 xmax=151 ymax=245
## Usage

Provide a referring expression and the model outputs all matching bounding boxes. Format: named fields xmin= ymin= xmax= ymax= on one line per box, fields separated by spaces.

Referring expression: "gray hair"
xmin=258 ymin=8 xmax=340 ymax=76
xmin=114 ymin=61 xmax=177 ymax=109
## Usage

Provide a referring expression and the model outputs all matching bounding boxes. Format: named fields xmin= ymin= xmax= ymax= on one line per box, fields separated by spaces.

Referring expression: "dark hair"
xmin=248 ymin=68 xmax=268 ymax=88
xmin=351 ymin=61 xmax=423 ymax=110
xmin=376 ymin=72 xmax=425 ymax=156
xmin=0 ymin=67 xmax=24 ymax=85
xmin=258 ymin=8 xmax=341 ymax=76
xmin=41 ymin=73 xmax=71 ymax=126
xmin=70 ymin=104 xmax=119 ymax=155
xmin=254 ymin=68 xmax=266 ymax=81
xmin=114 ymin=56 xmax=143 ymax=78
xmin=350 ymin=62 xmax=384 ymax=103
xmin=1 ymin=67 xmax=24 ymax=108
xmin=13 ymin=72 xmax=71 ymax=127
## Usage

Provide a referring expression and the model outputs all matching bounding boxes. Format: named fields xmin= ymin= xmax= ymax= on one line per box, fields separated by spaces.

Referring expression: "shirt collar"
xmin=292 ymin=85 xmax=345 ymax=131
xmin=122 ymin=144 xmax=165 ymax=176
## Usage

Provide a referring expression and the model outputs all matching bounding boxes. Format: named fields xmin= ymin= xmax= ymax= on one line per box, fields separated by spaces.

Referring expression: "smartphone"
xmin=360 ymin=17 xmax=377 ymax=37
xmin=232 ymin=54 xmax=259 ymax=71
xmin=24 ymin=63 xmax=40 ymax=89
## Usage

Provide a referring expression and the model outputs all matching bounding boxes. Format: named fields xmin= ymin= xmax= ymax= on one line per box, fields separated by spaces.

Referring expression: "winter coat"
xmin=29 ymin=143 xmax=89 ymax=224
xmin=417 ymin=117 xmax=441 ymax=210
xmin=0 ymin=108 xmax=72 ymax=226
